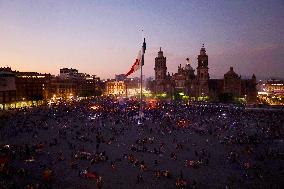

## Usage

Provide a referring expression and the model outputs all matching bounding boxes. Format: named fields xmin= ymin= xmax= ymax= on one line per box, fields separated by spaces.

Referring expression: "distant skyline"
xmin=0 ymin=0 xmax=284 ymax=79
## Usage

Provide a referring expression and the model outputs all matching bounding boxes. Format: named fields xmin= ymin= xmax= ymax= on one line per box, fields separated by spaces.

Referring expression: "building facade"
xmin=59 ymin=68 xmax=79 ymax=79
xmin=257 ymin=79 xmax=284 ymax=105
xmin=152 ymin=45 xmax=257 ymax=103
xmin=154 ymin=48 xmax=174 ymax=95
xmin=14 ymin=71 xmax=51 ymax=101
xmin=196 ymin=44 xmax=210 ymax=96
xmin=47 ymin=72 xmax=102 ymax=99
xmin=0 ymin=67 xmax=103 ymax=108
xmin=106 ymin=81 xmax=126 ymax=96
xmin=0 ymin=71 xmax=16 ymax=105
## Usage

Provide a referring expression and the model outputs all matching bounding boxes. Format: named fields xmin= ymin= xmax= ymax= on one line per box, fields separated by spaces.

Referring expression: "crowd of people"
xmin=0 ymin=97 xmax=284 ymax=188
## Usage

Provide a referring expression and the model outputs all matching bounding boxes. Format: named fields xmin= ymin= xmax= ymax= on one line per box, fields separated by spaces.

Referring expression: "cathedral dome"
xmin=185 ymin=64 xmax=194 ymax=71
xmin=185 ymin=58 xmax=194 ymax=71
xmin=224 ymin=67 xmax=238 ymax=78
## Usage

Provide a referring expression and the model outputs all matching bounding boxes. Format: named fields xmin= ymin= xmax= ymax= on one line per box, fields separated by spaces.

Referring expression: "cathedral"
xmin=152 ymin=45 xmax=257 ymax=103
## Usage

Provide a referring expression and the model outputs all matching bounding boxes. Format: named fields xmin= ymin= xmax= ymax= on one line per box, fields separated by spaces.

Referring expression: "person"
xmin=42 ymin=168 xmax=53 ymax=188
xmin=96 ymin=176 xmax=103 ymax=189
xmin=137 ymin=174 xmax=143 ymax=183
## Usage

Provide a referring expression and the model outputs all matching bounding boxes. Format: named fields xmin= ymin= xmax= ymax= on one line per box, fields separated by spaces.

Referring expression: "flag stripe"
xmin=125 ymin=50 xmax=142 ymax=77
xmin=125 ymin=59 xmax=140 ymax=76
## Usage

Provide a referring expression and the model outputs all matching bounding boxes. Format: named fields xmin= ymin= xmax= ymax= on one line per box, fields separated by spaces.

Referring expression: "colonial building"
xmin=257 ymin=79 xmax=284 ymax=105
xmin=14 ymin=71 xmax=51 ymax=101
xmin=0 ymin=71 xmax=16 ymax=105
xmin=0 ymin=67 xmax=52 ymax=101
xmin=106 ymin=81 xmax=126 ymax=96
xmin=47 ymin=73 xmax=102 ymax=99
xmin=172 ymin=58 xmax=196 ymax=96
xmin=0 ymin=67 xmax=103 ymax=106
xmin=196 ymin=44 xmax=210 ymax=96
xmin=47 ymin=77 xmax=77 ymax=99
xmin=152 ymin=45 xmax=257 ymax=103
xmin=59 ymin=68 xmax=79 ymax=79
xmin=154 ymin=48 xmax=174 ymax=95
xmin=258 ymin=79 xmax=284 ymax=95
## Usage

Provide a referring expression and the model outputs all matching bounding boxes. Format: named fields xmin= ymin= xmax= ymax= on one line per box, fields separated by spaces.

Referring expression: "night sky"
xmin=0 ymin=0 xmax=283 ymax=79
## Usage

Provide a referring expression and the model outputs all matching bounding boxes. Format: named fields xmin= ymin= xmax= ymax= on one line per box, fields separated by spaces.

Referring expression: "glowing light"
xmin=177 ymin=119 xmax=190 ymax=128
xmin=90 ymin=105 xmax=100 ymax=110
xmin=258 ymin=92 xmax=268 ymax=95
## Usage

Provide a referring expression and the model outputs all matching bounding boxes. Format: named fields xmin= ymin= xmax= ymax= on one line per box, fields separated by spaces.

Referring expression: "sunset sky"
xmin=0 ymin=0 xmax=283 ymax=79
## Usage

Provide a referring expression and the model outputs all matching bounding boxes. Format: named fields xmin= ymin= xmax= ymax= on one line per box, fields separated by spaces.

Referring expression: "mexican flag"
xmin=125 ymin=50 xmax=142 ymax=77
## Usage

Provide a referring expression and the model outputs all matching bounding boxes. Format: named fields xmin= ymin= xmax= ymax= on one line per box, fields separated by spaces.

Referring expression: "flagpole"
xmin=140 ymin=37 xmax=146 ymax=119
xmin=140 ymin=53 xmax=143 ymax=117
xmin=140 ymin=30 xmax=143 ymax=119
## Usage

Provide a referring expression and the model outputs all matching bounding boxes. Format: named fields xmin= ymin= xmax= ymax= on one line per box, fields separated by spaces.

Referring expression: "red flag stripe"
xmin=125 ymin=58 xmax=140 ymax=77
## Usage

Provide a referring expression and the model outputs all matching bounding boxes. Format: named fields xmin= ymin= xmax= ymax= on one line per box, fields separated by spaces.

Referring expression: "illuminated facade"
xmin=47 ymin=78 xmax=77 ymax=99
xmin=0 ymin=67 xmax=51 ymax=101
xmin=0 ymin=67 xmax=49 ymax=109
xmin=0 ymin=67 xmax=103 ymax=109
xmin=257 ymin=79 xmax=284 ymax=105
xmin=106 ymin=81 xmax=126 ymax=96
xmin=47 ymin=73 xmax=102 ymax=99
xmin=151 ymin=45 xmax=257 ymax=103
xmin=258 ymin=79 xmax=284 ymax=95
xmin=106 ymin=75 xmax=149 ymax=97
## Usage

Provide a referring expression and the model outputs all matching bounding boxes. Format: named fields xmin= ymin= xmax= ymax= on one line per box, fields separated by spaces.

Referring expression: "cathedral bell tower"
xmin=154 ymin=47 xmax=167 ymax=81
xmin=154 ymin=47 xmax=167 ymax=93
xmin=197 ymin=44 xmax=209 ymax=96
